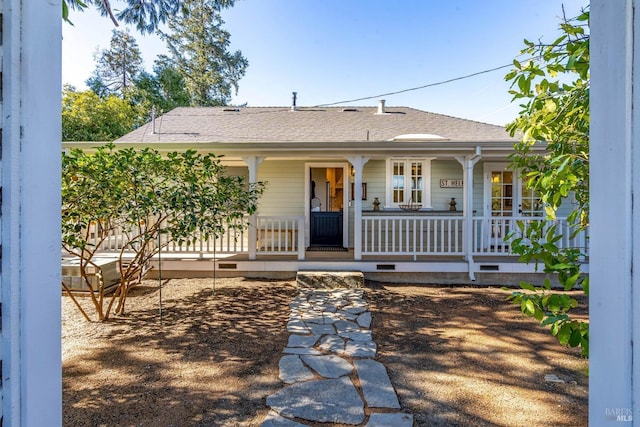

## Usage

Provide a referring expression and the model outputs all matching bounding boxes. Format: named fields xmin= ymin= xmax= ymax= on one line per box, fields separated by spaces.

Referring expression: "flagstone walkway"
xmin=261 ymin=277 xmax=414 ymax=427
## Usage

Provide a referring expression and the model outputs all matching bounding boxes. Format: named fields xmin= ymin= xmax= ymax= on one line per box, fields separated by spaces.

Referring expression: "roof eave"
xmin=62 ymin=139 xmax=536 ymax=158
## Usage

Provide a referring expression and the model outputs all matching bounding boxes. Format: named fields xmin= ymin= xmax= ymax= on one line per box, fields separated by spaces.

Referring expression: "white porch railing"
xmin=83 ymin=214 xmax=588 ymax=260
xmin=256 ymin=216 xmax=304 ymax=256
xmin=167 ymin=224 xmax=249 ymax=254
xmin=84 ymin=215 xmax=305 ymax=258
xmin=362 ymin=215 xmax=465 ymax=255
xmin=471 ymin=216 xmax=589 ymax=256
xmin=361 ymin=214 xmax=589 ymax=258
xmin=85 ymin=217 xmax=251 ymax=255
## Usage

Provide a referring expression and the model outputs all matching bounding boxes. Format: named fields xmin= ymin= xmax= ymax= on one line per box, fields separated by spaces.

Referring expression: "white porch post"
xmin=590 ymin=1 xmax=638 ymax=425
xmin=242 ymin=156 xmax=264 ymax=260
xmin=348 ymin=156 xmax=369 ymax=260
xmin=455 ymin=148 xmax=481 ymax=281
xmin=2 ymin=0 xmax=62 ymax=425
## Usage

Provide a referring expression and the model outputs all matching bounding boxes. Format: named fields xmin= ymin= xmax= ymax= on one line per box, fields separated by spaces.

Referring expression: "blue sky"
xmin=62 ymin=0 xmax=587 ymax=126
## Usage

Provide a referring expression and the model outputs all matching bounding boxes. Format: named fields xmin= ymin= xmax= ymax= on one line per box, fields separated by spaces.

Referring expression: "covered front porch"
xmin=66 ymin=134 xmax=589 ymax=284
xmin=88 ymin=212 xmax=589 ymax=283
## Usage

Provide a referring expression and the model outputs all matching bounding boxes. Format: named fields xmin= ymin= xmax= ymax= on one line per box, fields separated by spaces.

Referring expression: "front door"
xmin=309 ymin=166 xmax=345 ymax=247
xmin=310 ymin=211 xmax=343 ymax=246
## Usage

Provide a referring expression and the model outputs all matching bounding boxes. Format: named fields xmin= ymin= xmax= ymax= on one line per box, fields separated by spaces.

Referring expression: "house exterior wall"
xmin=253 ymin=157 xmax=576 ymax=249
xmin=361 ymin=160 xmax=386 ymax=210
xmin=473 ymin=166 xmax=485 ymax=215
xmin=225 ymin=166 xmax=249 ymax=179
xmin=257 ymin=160 xmax=306 ymax=216
xmin=347 ymin=160 xmax=386 ymax=246
xmin=431 ymin=160 xmax=465 ymax=211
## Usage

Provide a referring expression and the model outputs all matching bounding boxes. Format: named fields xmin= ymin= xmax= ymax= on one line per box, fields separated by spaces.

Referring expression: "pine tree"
xmin=160 ymin=0 xmax=248 ymax=106
xmin=65 ymin=0 xmax=236 ymax=34
xmin=86 ymin=29 xmax=143 ymax=97
xmin=131 ymin=57 xmax=191 ymax=114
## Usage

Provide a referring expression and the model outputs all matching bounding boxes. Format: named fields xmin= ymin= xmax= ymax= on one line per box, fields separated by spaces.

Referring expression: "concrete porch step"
xmin=296 ymin=271 xmax=364 ymax=289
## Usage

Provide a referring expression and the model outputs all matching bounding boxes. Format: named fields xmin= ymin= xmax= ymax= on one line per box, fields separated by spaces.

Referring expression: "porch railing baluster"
xmin=359 ymin=214 xmax=587 ymax=259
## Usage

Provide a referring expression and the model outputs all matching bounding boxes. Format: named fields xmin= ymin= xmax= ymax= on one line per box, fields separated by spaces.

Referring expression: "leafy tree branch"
xmin=62 ymin=145 xmax=265 ymax=320
xmin=64 ymin=0 xmax=236 ymax=34
xmin=504 ymin=6 xmax=589 ymax=357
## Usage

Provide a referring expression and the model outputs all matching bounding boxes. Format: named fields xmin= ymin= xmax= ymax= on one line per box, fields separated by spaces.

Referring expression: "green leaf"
xmin=520 ymin=282 xmax=536 ymax=292
xmin=557 ymin=324 xmax=572 ymax=345
xmin=534 ymin=306 xmax=544 ymax=321
xmin=523 ymin=299 xmax=536 ymax=316
xmin=568 ymin=328 xmax=582 ymax=347
xmin=62 ymin=1 xmax=70 ymax=22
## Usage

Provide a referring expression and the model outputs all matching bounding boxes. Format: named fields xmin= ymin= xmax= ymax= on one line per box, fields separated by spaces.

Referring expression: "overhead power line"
xmin=314 ymin=60 xmax=532 ymax=107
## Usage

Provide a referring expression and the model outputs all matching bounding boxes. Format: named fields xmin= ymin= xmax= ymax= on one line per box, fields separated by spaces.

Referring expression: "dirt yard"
xmin=62 ymin=278 xmax=588 ymax=427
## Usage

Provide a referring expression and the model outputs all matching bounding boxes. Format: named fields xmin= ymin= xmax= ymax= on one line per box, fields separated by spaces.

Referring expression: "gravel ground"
xmin=62 ymin=277 xmax=588 ymax=427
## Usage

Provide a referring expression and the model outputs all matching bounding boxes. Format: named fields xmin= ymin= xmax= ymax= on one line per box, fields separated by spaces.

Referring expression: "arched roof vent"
xmin=391 ymin=133 xmax=448 ymax=142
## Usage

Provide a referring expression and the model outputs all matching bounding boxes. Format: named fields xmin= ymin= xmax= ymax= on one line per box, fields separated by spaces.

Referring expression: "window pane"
xmin=504 ymin=171 xmax=513 ymax=183
xmin=520 ymin=181 xmax=543 ymax=217
xmin=490 ymin=170 xmax=513 ymax=216
xmin=393 ymin=161 xmax=405 ymax=203
xmin=390 ymin=159 xmax=427 ymax=206
xmin=411 ymin=162 xmax=423 ymax=203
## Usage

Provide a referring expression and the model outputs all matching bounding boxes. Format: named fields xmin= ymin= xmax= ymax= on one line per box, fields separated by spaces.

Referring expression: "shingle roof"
xmin=116 ymin=106 xmax=516 ymax=144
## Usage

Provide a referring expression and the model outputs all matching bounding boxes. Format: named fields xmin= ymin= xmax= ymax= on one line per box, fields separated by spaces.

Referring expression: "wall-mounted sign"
xmin=440 ymin=179 xmax=464 ymax=188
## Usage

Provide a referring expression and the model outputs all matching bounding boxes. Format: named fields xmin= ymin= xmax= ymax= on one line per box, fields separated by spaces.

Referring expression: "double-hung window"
xmin=386 ymin=158 xmax=433 ymax=209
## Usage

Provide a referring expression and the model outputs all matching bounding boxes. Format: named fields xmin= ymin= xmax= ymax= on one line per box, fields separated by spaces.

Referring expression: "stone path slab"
xmin=287 ymin=334 xmax=319 ymax=348
xmin=318 ymin=335 xmax=345 ymax=353
xmin=266 ymin=377 xmax=365 ymax=424
xmin=262 ymin=280 xmax=413 ymax=426
xmin=296 ymin=271 xmax=365 ymax=289
xmin=354 ymin=359 xmax=401 ymax=409
xmin=262 ymin=411 xmax=308 ymax=427
xmin=345 ymin=340 xmax=377 ymax=358
xmin=279 ymin=355 xmax=314 ymax=384
xmin=282 ymin=347 xmax=321 ymax=356
xmin=301 ymin=354 xmax=353 ymax=378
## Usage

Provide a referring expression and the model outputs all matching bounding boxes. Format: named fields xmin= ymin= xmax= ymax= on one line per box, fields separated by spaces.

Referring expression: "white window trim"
xmin=385 ymin=157 xmax=435 ymax=209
